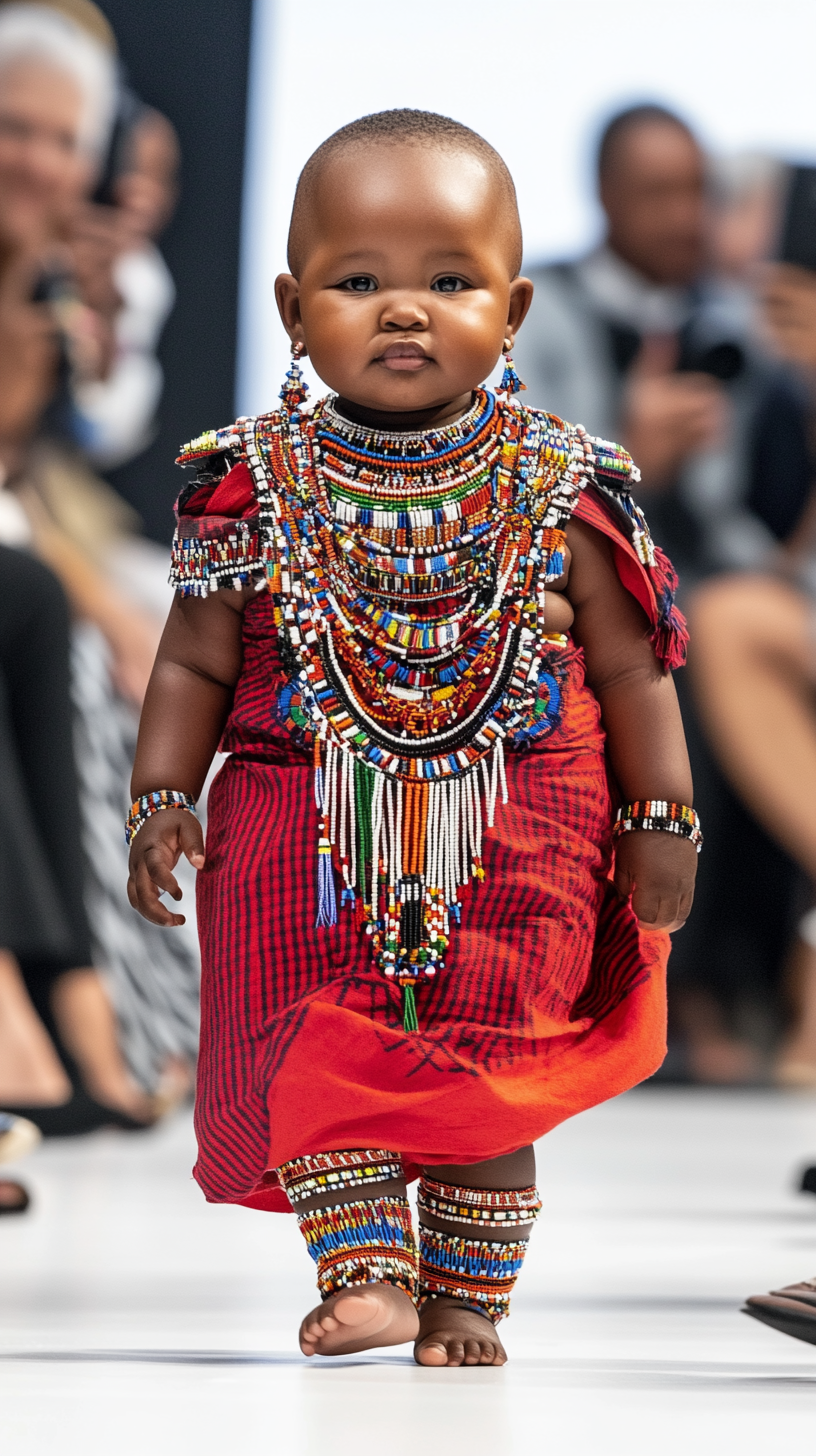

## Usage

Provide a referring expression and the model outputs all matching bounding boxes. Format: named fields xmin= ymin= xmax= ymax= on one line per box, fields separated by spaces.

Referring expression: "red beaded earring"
xmin=280 ymin=340 xmax=309 ymax=414
xmin=496 ymin=339 xmax=526 ymax=397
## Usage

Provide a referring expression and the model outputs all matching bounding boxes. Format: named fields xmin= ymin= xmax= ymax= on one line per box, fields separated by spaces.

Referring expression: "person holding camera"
xmin=514 ymin=103 xmax=812 ymax=579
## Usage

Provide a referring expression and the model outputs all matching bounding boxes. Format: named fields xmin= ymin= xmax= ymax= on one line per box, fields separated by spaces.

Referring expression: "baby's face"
xmin=276 ymin=145 xmax=531 ymax=416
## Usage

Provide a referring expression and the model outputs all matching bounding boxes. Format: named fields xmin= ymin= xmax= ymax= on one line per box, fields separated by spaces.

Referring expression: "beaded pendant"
xmin=236 ymin=390 xmax=596 ymax=1032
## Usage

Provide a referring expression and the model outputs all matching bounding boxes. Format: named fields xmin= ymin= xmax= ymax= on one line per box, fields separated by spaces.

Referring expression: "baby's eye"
xmin=337 ymin=276 xmax=377 ymax=293
xmin=431 ymin=276 xmax=469 ymax=293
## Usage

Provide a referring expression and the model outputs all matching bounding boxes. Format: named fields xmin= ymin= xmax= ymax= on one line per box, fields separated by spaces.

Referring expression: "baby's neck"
xmin=333 ymin=392 xmax=475 ymax=433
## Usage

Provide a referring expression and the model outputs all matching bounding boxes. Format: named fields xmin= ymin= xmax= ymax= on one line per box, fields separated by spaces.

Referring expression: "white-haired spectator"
xmin=0 ymin=2 xmax=116 ymax=157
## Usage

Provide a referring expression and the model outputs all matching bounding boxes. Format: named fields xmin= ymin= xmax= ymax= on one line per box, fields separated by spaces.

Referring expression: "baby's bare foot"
xmin=414 ymin=1297 xmax=507 ymax=1366
xmin=299 ymin=1282 xmax=419 ymax=1356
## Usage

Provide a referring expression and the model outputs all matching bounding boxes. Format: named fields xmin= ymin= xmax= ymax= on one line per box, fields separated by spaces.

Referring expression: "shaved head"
xmin=287 ymin=108 xmax=523 ymax=278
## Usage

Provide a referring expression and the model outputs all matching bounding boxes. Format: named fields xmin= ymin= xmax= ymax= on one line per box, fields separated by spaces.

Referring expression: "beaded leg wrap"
xmin=278 ymin=1150 xmax=417 ymax=1302
xmin=416 ymin=1177 xmax=542 ymax=1324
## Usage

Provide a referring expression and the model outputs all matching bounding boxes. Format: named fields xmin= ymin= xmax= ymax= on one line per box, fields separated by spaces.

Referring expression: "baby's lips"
xmin=377 ymin=342 xmax=430 ymax=370
xmin=380 ymin=341 xmax=427 ymax=359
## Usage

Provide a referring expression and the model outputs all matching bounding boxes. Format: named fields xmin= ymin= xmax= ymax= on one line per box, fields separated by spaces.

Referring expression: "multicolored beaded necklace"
xmin=239 ymin=389 xmax=595 ymax=1030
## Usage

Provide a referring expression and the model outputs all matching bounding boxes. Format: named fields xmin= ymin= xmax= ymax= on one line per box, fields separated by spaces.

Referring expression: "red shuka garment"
xmin=173 ymin=407 xmax=685 ymax=1213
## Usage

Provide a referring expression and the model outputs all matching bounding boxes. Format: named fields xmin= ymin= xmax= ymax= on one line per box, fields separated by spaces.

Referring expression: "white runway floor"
xmin=3 ymin=1089 xmax=816 ymax=1455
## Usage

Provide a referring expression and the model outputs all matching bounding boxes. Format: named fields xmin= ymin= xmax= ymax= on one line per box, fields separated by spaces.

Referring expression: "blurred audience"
xmin=0 ymin=1 xmax=198 ymax=1116
xmin=514 ymin=105 xmax=816 ymax=1083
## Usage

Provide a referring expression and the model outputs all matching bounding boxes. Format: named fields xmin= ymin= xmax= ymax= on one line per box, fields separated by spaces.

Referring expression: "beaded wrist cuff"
xmin=418 ymin=1227 xmax=529 ymax=1324
xmin=278 ymin=1149 xmax=404 ymax=1204
xmin=613 ymin=800 xmax=703 ymax=852
xmin=417 ymin=1177 xmax=542 ymax=1228
xmin=297 ymin=1196 xmax=418 ymax=1301
xmin=125 ymin=791 xmax=197 ymax=847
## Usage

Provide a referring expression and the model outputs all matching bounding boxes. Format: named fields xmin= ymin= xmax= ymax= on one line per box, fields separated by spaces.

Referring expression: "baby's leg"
xmin=277 ymin=1150 xmax=419 ymax=1357
xmin=414 ymin=1146 xmax=540 ymax=1368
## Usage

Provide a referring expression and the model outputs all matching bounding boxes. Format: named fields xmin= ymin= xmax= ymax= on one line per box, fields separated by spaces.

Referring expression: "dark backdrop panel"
xmin=98 ymin=0 xmax=254 ymax=542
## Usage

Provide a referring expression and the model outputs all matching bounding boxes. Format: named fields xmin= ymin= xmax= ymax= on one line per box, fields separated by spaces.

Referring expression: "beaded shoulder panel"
xmin=176 ymin=424 xmax=244 ymax=466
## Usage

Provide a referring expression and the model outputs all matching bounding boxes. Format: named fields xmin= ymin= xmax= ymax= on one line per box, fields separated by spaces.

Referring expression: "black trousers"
xmin=0 ymin=545 xmax=93 ymax=1031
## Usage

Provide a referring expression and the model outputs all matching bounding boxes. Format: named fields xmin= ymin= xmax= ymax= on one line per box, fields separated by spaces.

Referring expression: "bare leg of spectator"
xmin=689 ymin=575 xmax=816 ymax=876
xmin=776 ymin=932 xmax=816 ymax=1087
xmin=0 ymin=949 xmax=71 ymax=1105
xmin=50 ymin=968 xmax=155 ymax=1121
xmin=689 ymin=574 xmax=816 ymax=1082
xmin=671 ymin=986 xmax=761 ymax=1084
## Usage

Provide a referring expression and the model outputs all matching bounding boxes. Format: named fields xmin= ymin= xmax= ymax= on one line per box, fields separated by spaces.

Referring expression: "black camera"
xmin=676 ymin=320 xmax=745 ymax=382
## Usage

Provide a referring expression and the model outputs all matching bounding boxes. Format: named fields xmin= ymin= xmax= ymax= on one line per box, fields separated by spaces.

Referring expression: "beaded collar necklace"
xmin=241 ymin=390 xmax=594 ymax=1030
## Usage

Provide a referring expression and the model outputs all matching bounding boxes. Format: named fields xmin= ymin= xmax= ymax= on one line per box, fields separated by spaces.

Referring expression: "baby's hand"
xmin=127 ymin=808 xmax=205 ymax=927
xmin=541 ymin=589 xmax=574 ymax=634
xmin=613 ymin=830 xmax=697 ymax=932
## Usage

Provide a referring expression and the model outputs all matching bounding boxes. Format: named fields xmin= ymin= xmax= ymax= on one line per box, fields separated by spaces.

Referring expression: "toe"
xmin=318 ymin=1314 xmax=339 ymax=1332
xmin=463 ymin=1338 xmax=482 ymax=1364
xmin=333 ymin=1293 xmax=374 ymax=1327
xmin=415 ymin=1338 xmax=449 ymax=1367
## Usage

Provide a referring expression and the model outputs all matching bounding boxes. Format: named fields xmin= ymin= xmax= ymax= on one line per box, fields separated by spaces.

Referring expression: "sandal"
xmin=743 ymin=1279 xmax=816 ymax=1343
xmin=0 ymin=1178 xmax=30 ymax=1215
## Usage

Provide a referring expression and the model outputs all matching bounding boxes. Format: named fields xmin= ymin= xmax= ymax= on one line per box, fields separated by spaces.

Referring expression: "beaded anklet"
xmin=418 ymin=1226 xmax=529 ymax=1324
xmin=417 ymin=1177 xmax=542 ymax=1228
xmin=296 ymin=1197 xmax=418 ymax=1301
xmin=125 ymin=790 xmax=197 ymax=847
xmin=278 ymin=1148 xmax=404 ymax=1205
xmin=613 ymin=800 xmax=703 ymax=852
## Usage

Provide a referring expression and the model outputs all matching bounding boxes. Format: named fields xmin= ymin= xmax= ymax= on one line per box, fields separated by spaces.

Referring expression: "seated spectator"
xmin=514 ymin=104 xmax=812 ymax=575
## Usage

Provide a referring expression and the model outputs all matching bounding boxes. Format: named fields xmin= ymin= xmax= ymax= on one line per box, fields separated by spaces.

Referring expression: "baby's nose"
xmin=380 ymin=293 xmax=429 ymax=329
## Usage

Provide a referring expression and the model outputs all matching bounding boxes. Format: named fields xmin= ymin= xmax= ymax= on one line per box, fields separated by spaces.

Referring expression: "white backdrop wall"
xmin=238 ymin=0 xmax=816 ymax=417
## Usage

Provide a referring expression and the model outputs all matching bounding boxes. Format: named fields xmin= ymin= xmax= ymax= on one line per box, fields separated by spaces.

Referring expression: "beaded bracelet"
xmin=125 ymin=790 xmax=197 ymax=847
xmin=613 ymin=800 xmax=703 ymax=852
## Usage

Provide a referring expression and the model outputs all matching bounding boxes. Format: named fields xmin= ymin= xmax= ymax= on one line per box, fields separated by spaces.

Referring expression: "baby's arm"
xmin=127 ymin=589 xmax=247 ymax=927
xmin=565 ymin=516 xmax=697 ymax=931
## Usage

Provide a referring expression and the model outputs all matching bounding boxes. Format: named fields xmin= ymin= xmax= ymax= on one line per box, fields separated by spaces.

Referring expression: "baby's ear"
xmin=275 ymin=273 xmax=302 ymax=335
xmin=507 ymin=276 xmax=534 ymax=338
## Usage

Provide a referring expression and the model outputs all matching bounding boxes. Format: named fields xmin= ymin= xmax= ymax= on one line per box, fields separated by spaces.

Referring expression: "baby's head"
xmin=275 ymin=109 xmax=532 ymax=419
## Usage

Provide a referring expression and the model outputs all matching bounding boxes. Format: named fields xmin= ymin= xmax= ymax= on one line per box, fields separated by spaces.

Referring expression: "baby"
xmin=127 ymin=110 xmax=698 ymax=1367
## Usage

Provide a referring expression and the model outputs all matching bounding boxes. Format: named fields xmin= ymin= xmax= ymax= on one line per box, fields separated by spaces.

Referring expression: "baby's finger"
xmin=178 ymin=811 xmax=205 ymax=869
xmin=613 ymin=861 xmax=636 ymax=902
xmin=631 ymin=882 xmax=663 ymax=927
xmin=663 ymin=886 xmax=696 ymax=933
xmin=143 ymin=843 xmax=182 ymax=900
xmin=133 ymin=859 xmax=186 ymax=927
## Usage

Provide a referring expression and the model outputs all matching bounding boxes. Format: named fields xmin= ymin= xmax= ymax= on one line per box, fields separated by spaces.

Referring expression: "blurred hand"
xmin=541 ymin=587 xmax=574 ymax=633
xmin=105 ymin=607 xmax=163 ymax=706
xmin=613 ymin=830 xmax=697 ymax=932
xmin=0 ymin=251 xmax=59 ymax=446
xmin=761 ymin=262 xmax=816 ymax=371
xmin=67 ymin=203 xmax=134 ymax=321
xmin=127 ymin=808 xmax=205 ymax=928
xmin=621 ymin=334 xmax=728 ymax=488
